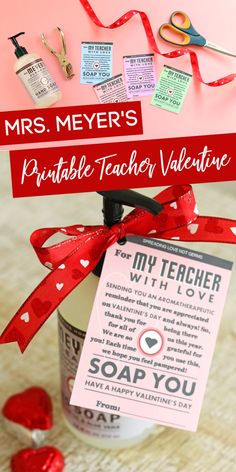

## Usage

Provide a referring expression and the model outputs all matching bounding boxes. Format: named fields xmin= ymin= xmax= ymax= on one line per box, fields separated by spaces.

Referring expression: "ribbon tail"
xmin=0 ymin=254 xmax=102 ymax=353
xmin=0 ymin=327 xmax=26 ymax=353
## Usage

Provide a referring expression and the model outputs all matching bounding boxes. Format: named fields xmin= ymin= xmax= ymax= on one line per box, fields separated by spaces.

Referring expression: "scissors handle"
xmin=159 ymin=24 xmax=191 ymax=46
xmin=159 ymin=11 xmax=206 ymax=47
xmin=171 ymin=11 xmax=199 ymax=36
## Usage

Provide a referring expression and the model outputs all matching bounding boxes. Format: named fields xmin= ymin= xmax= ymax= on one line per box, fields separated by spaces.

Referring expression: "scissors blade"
xmin=205 ymin=40 xmax=236 ymax=58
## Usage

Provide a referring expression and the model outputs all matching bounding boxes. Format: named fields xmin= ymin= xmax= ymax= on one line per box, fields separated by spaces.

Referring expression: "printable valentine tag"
xmin=94 ymin=74 xmax=128 ymax=103
xmin=151 ymin=65 xmax=192 ymax=114
xmin=69 ymin=237 xmax=233 ymax=431
xmin=123 ymin=54 xmax=157 ymax=98
xmin=80 ymin=42 xmax=113 ymax=84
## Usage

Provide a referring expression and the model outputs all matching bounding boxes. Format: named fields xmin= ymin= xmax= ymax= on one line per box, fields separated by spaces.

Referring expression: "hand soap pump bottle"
xmin=58 ymin=189 xmax=163 ymax=449
xmin=8 ymin=32 xmax=62 ymax=107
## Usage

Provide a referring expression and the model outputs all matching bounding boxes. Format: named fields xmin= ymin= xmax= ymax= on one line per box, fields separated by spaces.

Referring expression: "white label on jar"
xmin=17 ymin=59 xmax=59 ymax=101
xmin=58 ymin=311 xmax=153 ymax=439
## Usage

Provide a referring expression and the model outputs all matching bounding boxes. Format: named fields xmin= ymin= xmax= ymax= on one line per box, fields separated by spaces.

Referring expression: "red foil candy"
xmin=2 ymin=387 xmax=53 ymax=446
xmin=11 ymin=447 xmax=65 ymax=472
xmin=79 ymin=0 xmax=236 ymax=87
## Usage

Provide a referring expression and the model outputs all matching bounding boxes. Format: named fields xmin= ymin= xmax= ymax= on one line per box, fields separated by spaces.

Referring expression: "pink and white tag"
xmin=71 ymin=236 xmax=233 ymax=431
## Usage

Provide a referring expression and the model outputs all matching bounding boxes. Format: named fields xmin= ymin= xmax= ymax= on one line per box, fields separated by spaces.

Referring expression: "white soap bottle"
xmin=8 ymin=32 xmax=62 ymax=108
xmin=58 ymin=190 xmax=163 ymax=449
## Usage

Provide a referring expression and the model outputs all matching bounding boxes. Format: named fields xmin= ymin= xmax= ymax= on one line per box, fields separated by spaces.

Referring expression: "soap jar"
xmin=58 ymin=190 xmax=163 ymax=449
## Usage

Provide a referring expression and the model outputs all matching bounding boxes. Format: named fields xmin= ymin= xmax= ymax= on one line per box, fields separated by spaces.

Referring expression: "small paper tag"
xmin=94 ymin=74 xmax=128 ymax=103
xmin=123 ymin=54 xmax=157 ymax=98
xmin=71 ymin=237 xmax=232 ymax=432
xmin=151 ymin=65 xmax=192 ymax=114
xmin=80 ymin=42 xmax=113 ymax=84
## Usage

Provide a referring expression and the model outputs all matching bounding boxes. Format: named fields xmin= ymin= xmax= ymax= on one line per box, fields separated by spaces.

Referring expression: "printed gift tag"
xmin=80 ymin=42 xmax=113 ymax=84
xmin=123 ymin=54 xmax=157 ymax=98
xmin=71 ymin=237 xmax=232 ymax=432
xmin=151 ymin=65 xmax=192 ymax=114
xmin=94 ymin=74 xmax=128 ymax=103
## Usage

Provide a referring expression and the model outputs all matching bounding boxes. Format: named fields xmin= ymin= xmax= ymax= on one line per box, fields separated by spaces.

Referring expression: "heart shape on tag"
xmin=145 ymin=337 xmax=158 ymax=349
xmin=11 ymin=447 xmax=64 ymax=472
xmin=76 ymin=227 xmax=85 ymax=232
xmin=188 ymin=223 xmax=199 ymax=235
xmin=58 ymin=264 xmax=65 ymax=270
xmin=230 ymin=227 xmax=236 ymax=236
xmin=20 ymin=312 xmax=29 ymax=323
xmin=80 ymin=259 xmax=90 ymax=268
xmin=56 ymin=283 xmax=64 ymax=291
xmin=2 ymin=387 xmax=53 ymax=431
xmin=170 ymin=202 xmax=177 ymax=210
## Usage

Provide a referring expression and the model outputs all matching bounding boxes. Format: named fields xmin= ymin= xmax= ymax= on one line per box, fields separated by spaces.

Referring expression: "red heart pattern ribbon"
xmin=79 ymin=0 xmax=236 ymax=87
xmin=0 ymin=185 xmax=235 ymax=352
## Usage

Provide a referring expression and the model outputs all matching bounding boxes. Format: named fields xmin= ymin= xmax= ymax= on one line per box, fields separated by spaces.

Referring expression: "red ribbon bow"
xmin=79 ymin=0 xmax=236 ymax=87
xmin=0 ymin=185 xmax=235 ymax=352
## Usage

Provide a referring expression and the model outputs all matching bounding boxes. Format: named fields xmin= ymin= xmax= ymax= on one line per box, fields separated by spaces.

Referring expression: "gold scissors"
xmin=41 ymin=27 xmax=75 ymax=79
xmin=159 ymin=11 xmax=236 ymax=57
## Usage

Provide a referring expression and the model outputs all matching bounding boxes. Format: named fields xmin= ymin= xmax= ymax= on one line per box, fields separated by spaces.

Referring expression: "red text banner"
xmin=10 ymin=133 xmax=236 ymax=197
xmin=0 ymin=103 xmax=143 ymax=146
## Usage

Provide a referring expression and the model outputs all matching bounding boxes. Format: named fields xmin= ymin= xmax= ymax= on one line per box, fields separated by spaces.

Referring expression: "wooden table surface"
xmin=0 ymin=154 xmax=235 ymax=471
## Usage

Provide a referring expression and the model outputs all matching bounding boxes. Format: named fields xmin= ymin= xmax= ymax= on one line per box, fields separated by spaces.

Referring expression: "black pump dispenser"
xmin=8 ymin=32 xmax=28 ymax=58
xmin=98 ymin=189 xmax=163 ymax=224
xmin=93 ymin=189 xmax=163 ymax=276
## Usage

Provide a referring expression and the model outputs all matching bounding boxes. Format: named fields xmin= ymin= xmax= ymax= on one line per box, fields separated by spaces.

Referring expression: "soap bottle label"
xmin=16 ymin=58 xmax=59 ymax=101
xmin=58 ymin=312 xmax=153 ymax=439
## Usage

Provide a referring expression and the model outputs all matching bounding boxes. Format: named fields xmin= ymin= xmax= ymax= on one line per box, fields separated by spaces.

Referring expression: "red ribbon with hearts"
xmin=79 ymin=0 xmax=236 ymax=87
xmin=0 ymin=184 xmax=235 ymax=353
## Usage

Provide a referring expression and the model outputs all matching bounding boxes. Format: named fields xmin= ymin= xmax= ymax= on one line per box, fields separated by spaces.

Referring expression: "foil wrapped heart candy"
xmin=2 ymin=387 xmax=64 ymax=470
xmin=2 ymin=387 xmax=53 ymax=447
xmin=11 ymin=447 xmax=65 ymax=472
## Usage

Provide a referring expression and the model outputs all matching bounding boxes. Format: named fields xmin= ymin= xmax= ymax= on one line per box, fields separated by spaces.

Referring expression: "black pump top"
xmin=93 ymin=189 xmax=163 ymax=277
xmin=98 ymin=189 xmax=163 ymax=227
xmin=8 ymin=32 xmax=28 ymax=58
